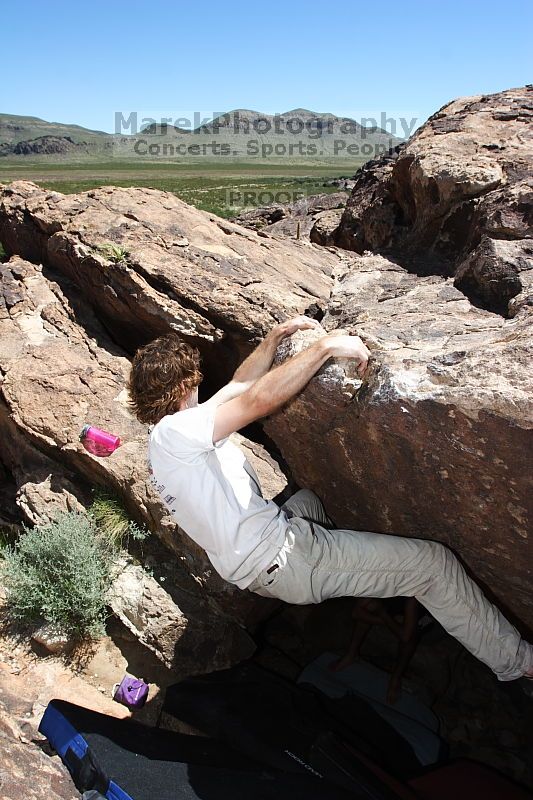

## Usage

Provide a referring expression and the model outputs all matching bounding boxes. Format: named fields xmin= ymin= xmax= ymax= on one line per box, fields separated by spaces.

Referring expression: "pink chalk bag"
xmin=79 ymin=425 xmax=121 ymax=457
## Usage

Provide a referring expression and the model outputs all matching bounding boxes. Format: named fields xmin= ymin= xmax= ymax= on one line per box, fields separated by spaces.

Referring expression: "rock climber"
xmin=127 ymin=318 xmax=533 ymax=687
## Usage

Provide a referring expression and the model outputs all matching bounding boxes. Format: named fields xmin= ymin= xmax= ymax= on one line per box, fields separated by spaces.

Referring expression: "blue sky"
xmin=2 ymin=0 xmax=532 ymax=133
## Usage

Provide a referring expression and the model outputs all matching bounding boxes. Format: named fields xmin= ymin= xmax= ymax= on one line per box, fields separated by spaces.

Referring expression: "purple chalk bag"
xmin=112 ymin=675 xmax=149 ymax=710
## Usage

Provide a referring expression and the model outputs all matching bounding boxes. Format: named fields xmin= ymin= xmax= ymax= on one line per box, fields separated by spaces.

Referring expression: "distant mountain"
xmin=198 ymin=108 xmax=383 ymax=137
xmin=0 ymin=113 xmax=108 ymax=143
xmin=0 ymin=113 xmax=111 ymax=158
xmin=0 ymin=109 xmax=402 ymax=164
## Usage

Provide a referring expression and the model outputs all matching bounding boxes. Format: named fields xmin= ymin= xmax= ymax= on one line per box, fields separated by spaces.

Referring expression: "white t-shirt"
xmin=147 ymin=402 xmax=289 ymax=589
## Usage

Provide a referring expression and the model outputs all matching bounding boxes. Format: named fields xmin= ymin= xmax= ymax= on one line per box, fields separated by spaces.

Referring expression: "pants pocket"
xmin=248 ymin=564 xmax=283 ymax=594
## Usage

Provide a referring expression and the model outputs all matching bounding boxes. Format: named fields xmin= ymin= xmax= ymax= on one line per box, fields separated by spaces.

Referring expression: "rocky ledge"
xmin=330 ymin=86 xmax=533 ymax=318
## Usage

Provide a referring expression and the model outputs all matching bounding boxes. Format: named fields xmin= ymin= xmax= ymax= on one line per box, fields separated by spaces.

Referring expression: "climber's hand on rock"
xmin=323 ymin=334 xmax=370 ymax=376
xmin=275 ymin=315 xmax=322 ymax=339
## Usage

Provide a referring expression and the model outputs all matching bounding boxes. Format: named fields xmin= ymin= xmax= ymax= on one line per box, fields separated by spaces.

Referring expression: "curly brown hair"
xmin=127 ymin=333 xmax=202 ymax=425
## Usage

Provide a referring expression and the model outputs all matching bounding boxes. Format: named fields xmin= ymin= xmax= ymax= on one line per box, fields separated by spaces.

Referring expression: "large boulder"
xmin=264 ymin=252 xmax=533 ymax=630
xmin=335 ymin=87 xmax=533 ymax=316
xmin=265 ymin=87 xmax=533 ymax=634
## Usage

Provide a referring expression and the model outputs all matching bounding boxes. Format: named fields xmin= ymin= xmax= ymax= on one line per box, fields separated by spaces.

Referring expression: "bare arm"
xmin=206 ymin=316 xmax=321 ymax=407
xmin=212 ymin=333 xmax=370 ymax=443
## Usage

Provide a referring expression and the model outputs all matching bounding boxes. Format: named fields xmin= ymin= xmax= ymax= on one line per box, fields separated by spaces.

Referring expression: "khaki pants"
xmin=248 ymin=489 xmax=532 ymax=682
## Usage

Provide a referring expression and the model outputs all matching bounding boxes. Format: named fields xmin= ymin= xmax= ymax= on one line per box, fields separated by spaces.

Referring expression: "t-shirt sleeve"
xmin=154 ymin=404 xmax=220 ymax=464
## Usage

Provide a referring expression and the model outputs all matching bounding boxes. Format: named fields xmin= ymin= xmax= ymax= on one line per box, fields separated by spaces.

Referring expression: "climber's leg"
xmin=304 ymin=523 xmax=533 ymax=682
xmin=249 ymin=511 xmax=533 ymax=681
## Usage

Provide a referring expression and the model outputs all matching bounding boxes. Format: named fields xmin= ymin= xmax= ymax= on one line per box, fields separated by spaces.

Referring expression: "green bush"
xmin=1 ymin=512 xmax=114 ymax=639
xmin=89 ymin=489 xmax=149 ymax=549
